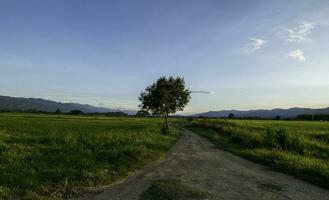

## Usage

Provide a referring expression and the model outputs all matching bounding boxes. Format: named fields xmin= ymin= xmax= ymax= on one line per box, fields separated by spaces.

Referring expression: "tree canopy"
xmin=139 ymin=76 xmax=191 ymax=130
xmin=228 ymin=113 xmax=235 ymax=119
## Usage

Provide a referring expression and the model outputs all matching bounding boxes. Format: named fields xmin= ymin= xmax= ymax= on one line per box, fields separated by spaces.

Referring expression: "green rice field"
xmin=0 ymin=113 xmax=178 ymax=199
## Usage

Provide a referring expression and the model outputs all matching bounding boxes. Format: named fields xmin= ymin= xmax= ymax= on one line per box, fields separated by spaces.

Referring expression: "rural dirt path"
xmin=80 ymin=128 xmax=329 ymax=200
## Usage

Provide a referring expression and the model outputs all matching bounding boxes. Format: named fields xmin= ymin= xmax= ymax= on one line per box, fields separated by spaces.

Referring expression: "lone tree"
xmin=228 ymin=113 xmax=235 ymax=119
xmin=139 ymin=76 xmax=191 ymax=131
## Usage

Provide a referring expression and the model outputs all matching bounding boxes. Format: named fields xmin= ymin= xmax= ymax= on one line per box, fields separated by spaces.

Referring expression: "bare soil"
xmin=80 ymin=128 xmax=329 ymax=200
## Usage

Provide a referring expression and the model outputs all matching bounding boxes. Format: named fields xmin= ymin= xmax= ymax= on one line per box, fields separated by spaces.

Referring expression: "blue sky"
xmin=1 ymin=0 xmax=329 ymax=114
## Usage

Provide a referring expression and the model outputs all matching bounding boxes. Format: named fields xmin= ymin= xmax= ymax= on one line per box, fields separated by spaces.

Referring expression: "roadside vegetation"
xmin=183 ymin=119 xmax=329 ymax=188
xmin=0 ymin=113 xmax=178 ymax=199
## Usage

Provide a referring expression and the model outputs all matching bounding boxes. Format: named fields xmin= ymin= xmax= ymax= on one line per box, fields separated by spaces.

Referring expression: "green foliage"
xmin=69 ymin=110 xmax=84 ymax=115
xmin=263 ymin=128 xmax=308 ymax=154
xmin=0 ymin=113 xmax=178 ymax=199
xmin=242 ymin=149 xmax=329 ymax=188
xmin=139 ymin=76 xmax=191 ymax=130
xmin=136 ymin=110 xmax=150 ymax=117
xmin=187 ymin=118 xmax=194 ymax=122
xmin=229 ymin=130 xmax=262 ymax=149
xmin=295 ymin=114 xmax=329 ymax=121
xmin=184 ymin=119 xmax=329 ymax=188
xmin=312 ymin=133 xmax=329 ymax=143
xmin=104 ymin=111 xmax=128 ymax=117
xmin=313 ymin=114 xmax=329 ymax=121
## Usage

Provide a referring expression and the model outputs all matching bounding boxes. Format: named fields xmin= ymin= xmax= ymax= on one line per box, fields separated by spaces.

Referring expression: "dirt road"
xmin=81 ymin=128 xmax=329 ymax=200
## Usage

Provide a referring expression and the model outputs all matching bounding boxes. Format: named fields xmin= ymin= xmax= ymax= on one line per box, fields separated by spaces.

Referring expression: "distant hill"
xmin=193 ymin=107 xmax=329 ymax=119
xmin=0 ymin=95 xmax=137 ymax=115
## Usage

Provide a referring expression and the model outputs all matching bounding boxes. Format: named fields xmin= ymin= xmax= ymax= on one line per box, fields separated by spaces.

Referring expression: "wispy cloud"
xmin=245 ymin=38 xmax=266 ymax=53
xmin=289 ymin=49 xmax=306 ymax=62
xmin=189 ymin=86 xmax=214 ymax=94
xmin=285 ymin=21 xmax=314 ymax=42
xmin=190 ymin=90 xmax=215 ymax=94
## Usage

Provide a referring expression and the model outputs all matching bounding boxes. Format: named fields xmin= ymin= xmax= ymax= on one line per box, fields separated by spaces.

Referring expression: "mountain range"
xmin=0 ymin=95 xmax=136 ymax=115
xmin=1 ymin=95 xmax=328 ymax=118
xmin=193 ymin=107 xmax=329 ymax=119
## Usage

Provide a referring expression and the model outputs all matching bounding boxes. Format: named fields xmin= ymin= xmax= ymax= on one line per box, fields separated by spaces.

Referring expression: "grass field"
xmin=183 ymin=119 xmax=329 ymax=188
xmin=0 ymin=113 xmax=179 ymax=199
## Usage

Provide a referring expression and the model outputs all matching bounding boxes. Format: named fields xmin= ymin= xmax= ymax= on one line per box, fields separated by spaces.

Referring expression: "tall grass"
xmin=184 ymin=119 xmax=329 ymax=188
xmin=0 ymin=113 xmax=178 ymax=199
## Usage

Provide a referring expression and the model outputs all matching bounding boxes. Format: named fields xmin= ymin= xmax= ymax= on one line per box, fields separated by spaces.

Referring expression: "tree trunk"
xmin=163 ymin=112 xmax=169 ymax=133
xmin=164 ymin=115 xmax=168 ymax=129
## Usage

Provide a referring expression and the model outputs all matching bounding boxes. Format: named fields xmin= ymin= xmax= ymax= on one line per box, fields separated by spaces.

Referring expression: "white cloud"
xmin=289 ymin=49 xmax=306 ymax=62
xmin=286 ymin=21 xmax=314 ymax=42
xmin=190 ymin=90 xmax=215 ymax=94
xmin=245 ymin=38 xmax=266 ymax=53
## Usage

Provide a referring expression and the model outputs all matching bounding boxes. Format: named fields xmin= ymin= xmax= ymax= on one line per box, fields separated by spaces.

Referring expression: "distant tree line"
xmin=224 ymin=113 xmax=329 ymax=121
xmin=0 ymin=109 xmax=129 ymax=117
xmin=295 ymin=114 xmax=329 ymax=121
xmin=0 ymin=109 xmax=50 ymax=114
xmin=192 ymin=113 xmax=329 ymax=121
xmin=1 ymin=109 xmax=329 ymax=121
xmin=67 ymin=110 xmax=130 ymax=117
